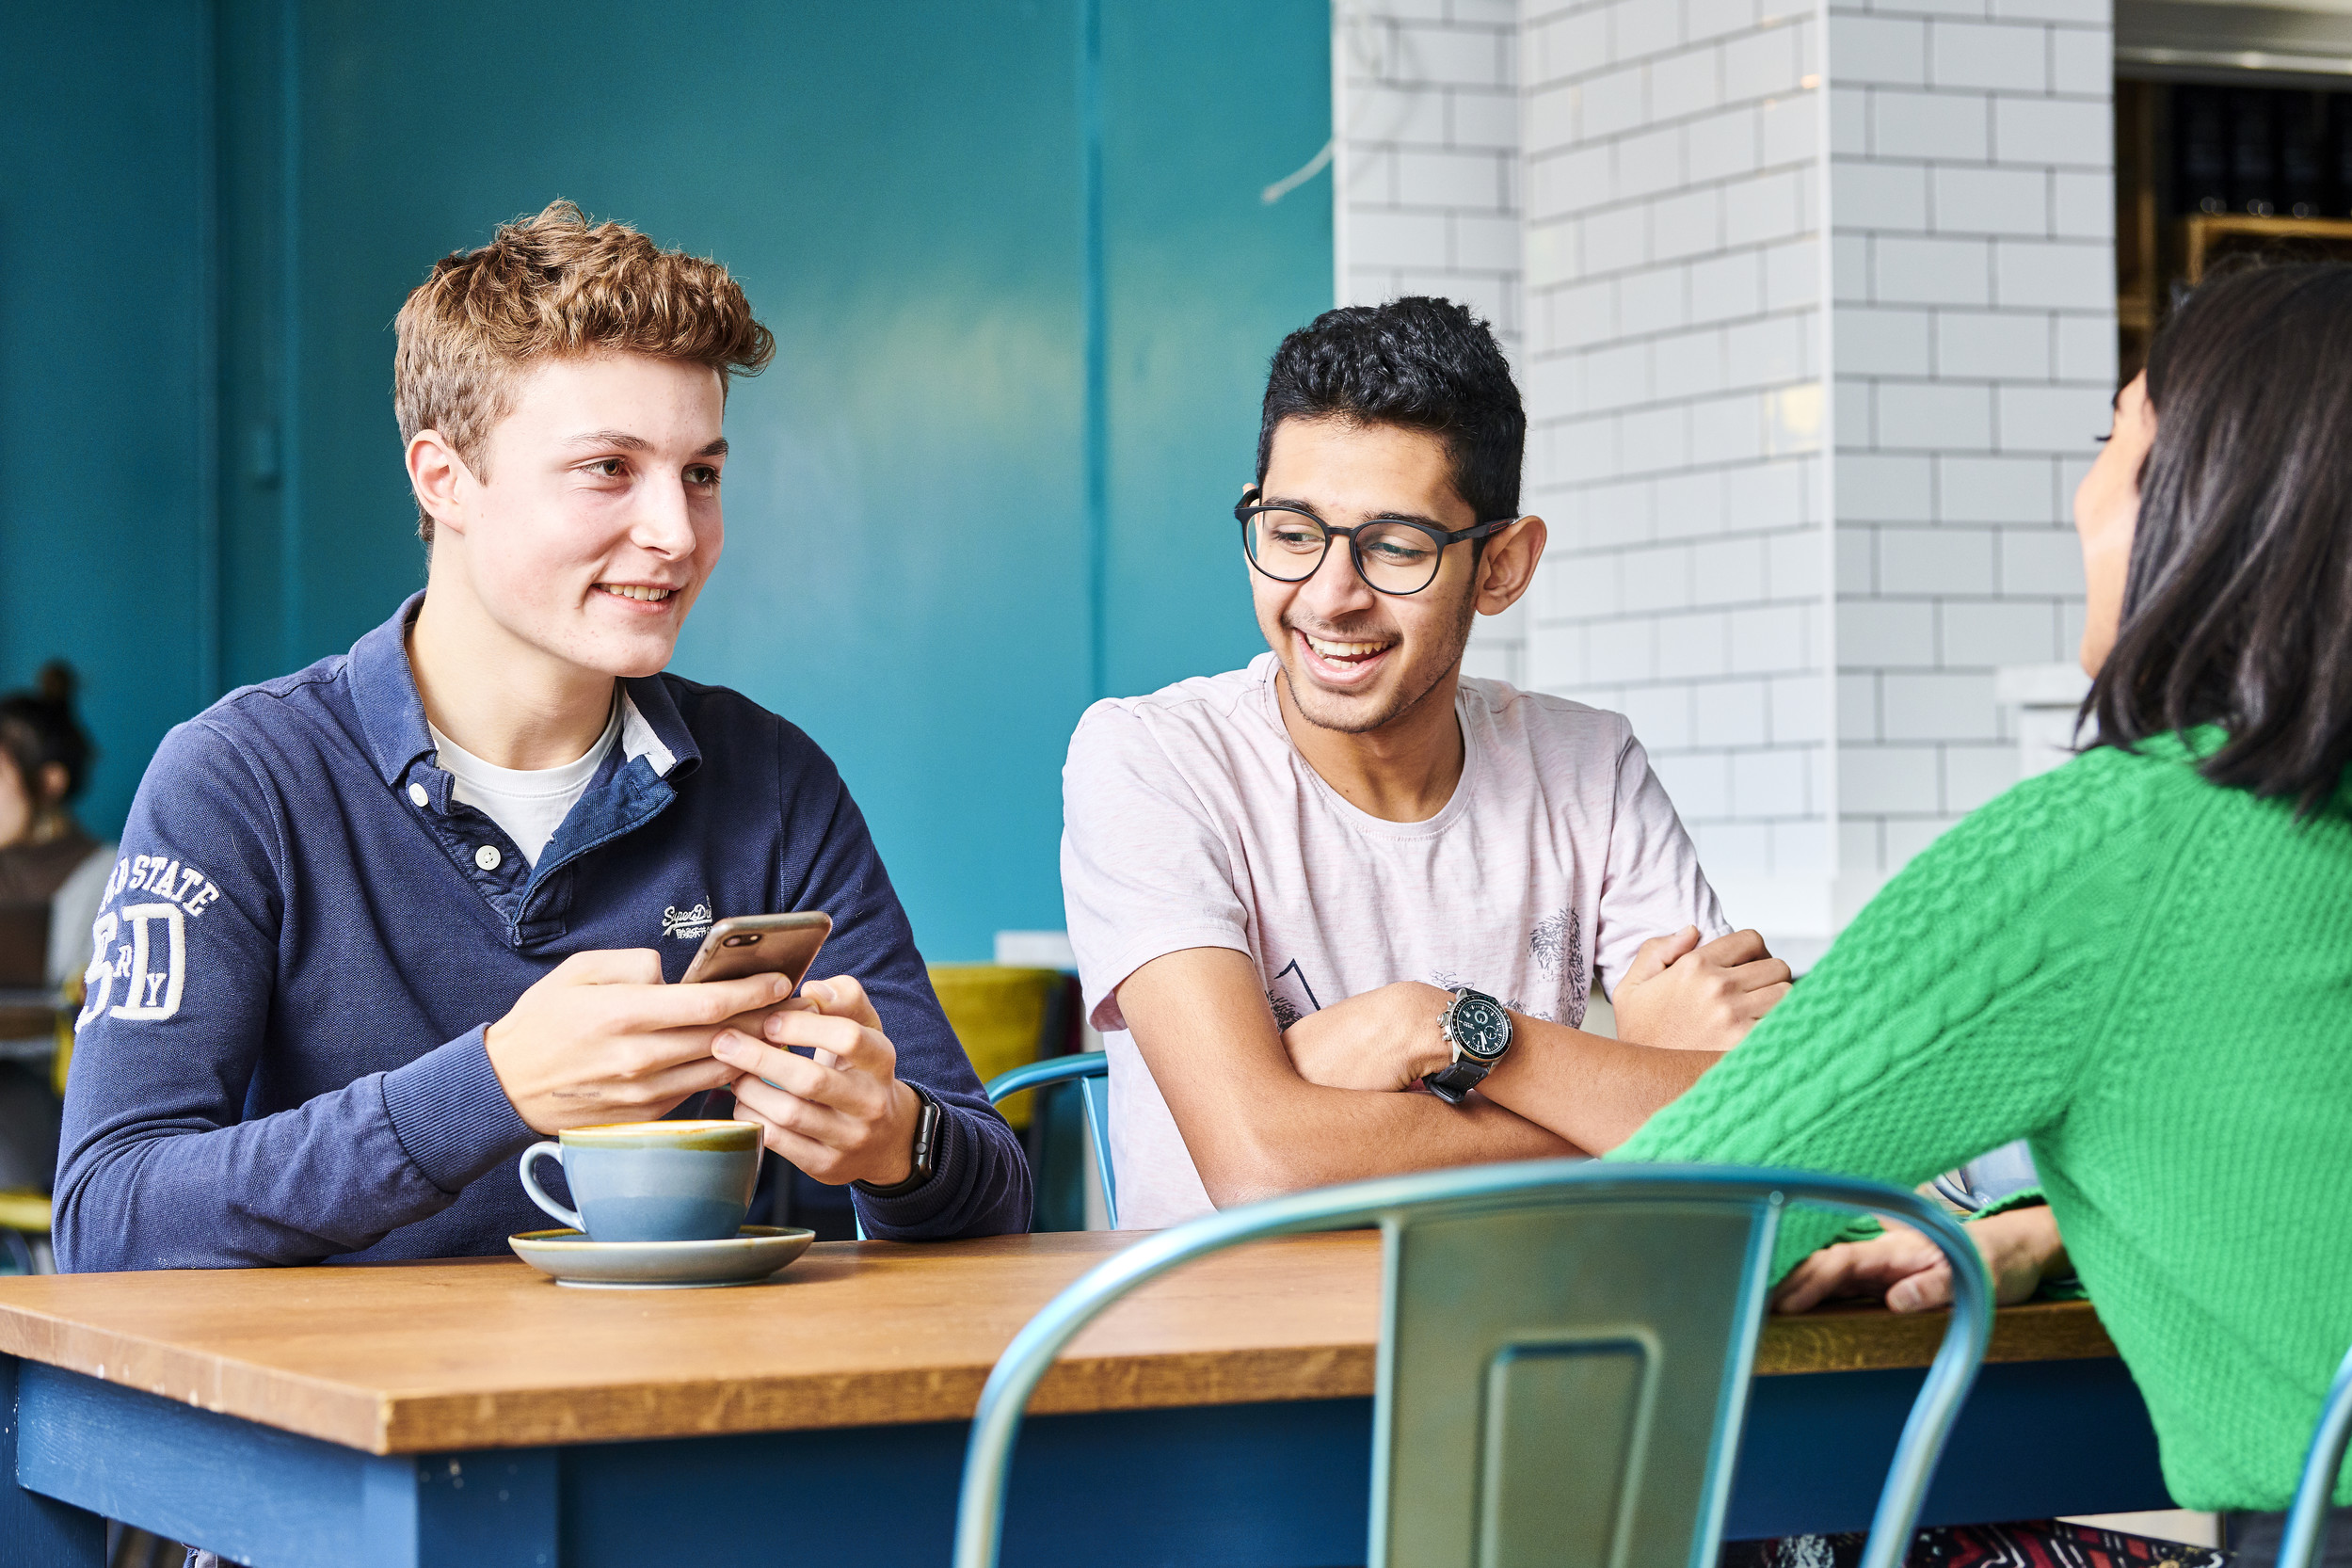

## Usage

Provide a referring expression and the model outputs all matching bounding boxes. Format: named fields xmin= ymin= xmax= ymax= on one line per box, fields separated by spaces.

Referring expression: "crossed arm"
xmin=1117 ymin=928 xmax=1792 ymax=1208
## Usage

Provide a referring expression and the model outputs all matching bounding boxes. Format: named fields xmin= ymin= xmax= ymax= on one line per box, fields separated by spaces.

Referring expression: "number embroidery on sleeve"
xmin=78 ymin=904 xmax=187 ymax=1024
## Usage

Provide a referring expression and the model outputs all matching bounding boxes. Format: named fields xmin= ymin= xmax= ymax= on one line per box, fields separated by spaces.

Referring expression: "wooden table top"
xmin=0 ymin=1230 xmax=2118 ymax=1456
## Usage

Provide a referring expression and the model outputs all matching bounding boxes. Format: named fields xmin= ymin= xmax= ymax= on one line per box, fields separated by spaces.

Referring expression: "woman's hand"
xmin=1771 ymin=1205 xmax=2069 ymax=1314
xmin=712 ymin=975 xmax=925 ymax=1188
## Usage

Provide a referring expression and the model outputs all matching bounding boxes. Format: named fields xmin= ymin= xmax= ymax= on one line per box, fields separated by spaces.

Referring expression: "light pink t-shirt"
xmin=1060 ymin=653 xmax=1730 ymax=1229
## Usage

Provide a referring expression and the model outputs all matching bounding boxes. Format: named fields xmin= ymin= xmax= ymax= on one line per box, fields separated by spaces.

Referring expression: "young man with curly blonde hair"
xmin=56 ymin=202 xmax=1029 ymax=1268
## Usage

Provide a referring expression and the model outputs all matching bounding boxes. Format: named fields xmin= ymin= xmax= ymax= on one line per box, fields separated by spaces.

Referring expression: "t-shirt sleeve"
xmin=1061 ymin=701 xmax=1253 ymax=1032
xmin=1604 ymin=759 xmax=2157 ymax=1277
xmin=1592 ymin=724 xmax=1733 ymax=992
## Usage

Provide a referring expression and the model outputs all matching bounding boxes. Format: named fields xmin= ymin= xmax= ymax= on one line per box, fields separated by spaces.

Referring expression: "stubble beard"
xmin=1278 ymin=579 xmax=1479 ymax=737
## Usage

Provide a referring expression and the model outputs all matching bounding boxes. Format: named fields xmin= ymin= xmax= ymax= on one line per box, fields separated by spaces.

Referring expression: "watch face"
xmin=1451 ymin=994 xmax=1511 ymax=1060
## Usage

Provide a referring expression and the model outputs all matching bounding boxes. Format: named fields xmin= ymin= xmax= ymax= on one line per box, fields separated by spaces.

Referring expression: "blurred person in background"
xmin=0 ymin=662 xmax=111 ymax=1194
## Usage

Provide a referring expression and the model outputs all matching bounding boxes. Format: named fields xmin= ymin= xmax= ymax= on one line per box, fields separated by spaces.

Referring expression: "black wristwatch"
xmin=853 ymin=1083 xmax=943 ymax=1200
xmin=1422 ymin=987 xmax=1513 ymax=1105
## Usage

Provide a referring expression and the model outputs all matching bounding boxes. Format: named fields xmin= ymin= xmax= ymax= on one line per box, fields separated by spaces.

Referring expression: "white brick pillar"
xmin=1519 ymin=0 xmax=2111 ymax=948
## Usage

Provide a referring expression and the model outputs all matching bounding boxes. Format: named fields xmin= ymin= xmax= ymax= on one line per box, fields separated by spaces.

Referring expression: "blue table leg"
xmin=0 ymin=1354 xmax=105 ymax=1568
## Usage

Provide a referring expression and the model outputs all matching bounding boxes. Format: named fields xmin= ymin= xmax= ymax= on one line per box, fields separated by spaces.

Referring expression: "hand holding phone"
xmin=679 ymin=911 xmax=832 ymax=990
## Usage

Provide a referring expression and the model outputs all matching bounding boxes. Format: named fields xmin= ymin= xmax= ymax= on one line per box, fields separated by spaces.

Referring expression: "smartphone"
xmin=678 ymin=910 xmax=833 ymax=990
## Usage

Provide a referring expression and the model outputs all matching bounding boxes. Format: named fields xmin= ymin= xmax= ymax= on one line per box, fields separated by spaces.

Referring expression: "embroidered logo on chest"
xmin=661 ymin=902 xmax=713 ymax=940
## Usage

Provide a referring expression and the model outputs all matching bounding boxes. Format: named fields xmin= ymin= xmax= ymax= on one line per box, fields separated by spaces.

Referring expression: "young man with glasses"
xmin=1062 ymin=297 xmax=1788 ymax=1227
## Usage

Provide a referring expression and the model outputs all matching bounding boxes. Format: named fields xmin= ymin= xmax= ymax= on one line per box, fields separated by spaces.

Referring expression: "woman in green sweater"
xmin=1604 ymin=262 xmax=2352 ymax=1533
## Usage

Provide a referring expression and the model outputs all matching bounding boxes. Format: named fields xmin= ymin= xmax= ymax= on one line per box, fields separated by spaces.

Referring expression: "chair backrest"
xmin=2277 ymin=1340 xmax=2352 ymax=1568
xmin=984 ymin=1051 xmax=1115 ymax=1229
xmin=952 ymin=1160 xmax=1992 ymax=1568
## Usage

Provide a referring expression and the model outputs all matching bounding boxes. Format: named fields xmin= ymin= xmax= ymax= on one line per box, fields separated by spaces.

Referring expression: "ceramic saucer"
xmin=509 ymin=1225 xmax=815 ymax=1289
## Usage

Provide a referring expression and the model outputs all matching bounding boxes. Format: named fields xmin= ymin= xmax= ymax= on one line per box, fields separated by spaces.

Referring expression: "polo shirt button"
xmin=474 ymin=845 xmax=503 ymax=871
xmin=408 ymin=784 xmax=429 ymax=808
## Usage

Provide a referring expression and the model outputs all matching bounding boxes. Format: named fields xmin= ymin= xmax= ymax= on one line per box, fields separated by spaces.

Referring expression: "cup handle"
xmin=518 ymin=1142 xmax=584 ymax=1233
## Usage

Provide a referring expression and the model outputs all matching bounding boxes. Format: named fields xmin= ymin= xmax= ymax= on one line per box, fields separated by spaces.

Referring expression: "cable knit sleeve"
xmin=1606 ymin=748 xmax=2192 ymax=1276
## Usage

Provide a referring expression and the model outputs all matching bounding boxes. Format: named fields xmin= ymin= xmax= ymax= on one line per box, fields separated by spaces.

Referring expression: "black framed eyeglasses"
xmin=1235 ymin=488 xmax=1515 ymax=597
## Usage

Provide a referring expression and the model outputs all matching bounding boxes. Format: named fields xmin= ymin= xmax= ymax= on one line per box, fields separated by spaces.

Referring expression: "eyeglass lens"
xmin=1244 ymin=509 xmax=1444 ymax=595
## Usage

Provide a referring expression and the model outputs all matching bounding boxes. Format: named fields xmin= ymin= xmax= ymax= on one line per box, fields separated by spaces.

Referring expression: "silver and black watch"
xmin=1422 ymin=987 xmax=1513 ymax=1105
xmin=853 ymin=1083 xmax=942 ymax=1200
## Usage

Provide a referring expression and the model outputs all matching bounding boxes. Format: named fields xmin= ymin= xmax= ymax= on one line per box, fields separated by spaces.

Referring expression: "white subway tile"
xmin=1400 ymin=23 xmax=1510 ymax=87
xmin=1944 ymin=743 xmax=2021 ymax=811
xmin=1623 ymin=542 xmax=1698 ymax=610
xmin=1744 ymin=455 xmax=1815 ymax=528
xmin=1830 ymin=85 xmax=1870 ymax=154
xmin=1928 ymin=20 xmax=2049 ymax=91
xmin=1769 ymin=670 xmax=1829 ymax=742
xmin=1688 ymin=105 xmax=1764 ymax=183
xmin=1871 ymin=0 xmax=1988 ymax=22
xmin=1624 ymin=404 xmax=1693 ymax=473
xmin=1768 ymin=379 xmax=1824 ymax=456
xmin=1655 ymin=327 xmax=1728 ymax=399
xmin=1696 ymin=819 xmax=1775 ymax=872
xmin=1874 ymin=234 xmax=1993 ymax=306
xmin=1883 ymin=812 xmax=1962 ymax=865
xmin=1352 ymin=209 xmax=1454 ymax=269
xmin=1655 ymin=187 xmax=1725 ymax=257
xmin=1524 ymin=354 xmax=1583 ymax=421
xmin=1931 ymin=165 xmax=2050 ymax=236
xmin=1651 ymin=46 xmax=1722 ymax=120
xmin=1400 ymin=149 xmax=1508 ymax=210
xmin=1583 ymin=64 xmax=1649 ymax=136
xmin=1621 ymin=264 xmax=1691 ymax=332
xmin=1831 ymin=13 xmax=1928 ymax=86
xmin=1998 ymin=526 xmax=2087 ymax=595
xmin=1839 ymin=452 xmax=1936 ymax=520
xmin=1989 ymin=0 xmax=2104 ymax=24
xmin=1839 ymin=668 xmax=1880 ymax=736
xmin=1840 ymin=745 xmax=1942 ymax=813
xmin=1839 ymin=814 xmax=1885 ymax=873
xmin=1993 ymin=96 xmax=2111 ymax=168
xmin=1402 ymin=269 xmax=1510 ymax=324
xmin=1694 ymin=535 xmax=1771 ymax=605
xmin=1726 ymin=168 xmax=1806 ymax=246
xmin=1935 ymin=309 xmax=2051 ymax=378
xmin=1612 ymin=0 xmax=1687 ymax=60
xmin=1728 ymin=603 xmax=1808 ymax=671
xmin=1769 ymin=86 xmax=1825 ymax=164
xmin=1876 ymin=380 xmax=1995 ymax=449
xmin=1587 ymin=203 xmax=1652 ymax=273
xmin=1652 ymin=749 xmax=1733 ymax=818
xmin=1773 ymin=816 xmax=1831 ymax=875
xmin=1527 ymin=83 xmax=1584 ymax=164
xmin=1837 ymin=520 xmax=1876 ymax=591
xmin=1541 ymin=277 xmax=1619 ymax=346
xmin=1346 ymin=146 xmax=1400 ymax=205
xmin=1657 ymin=467 xmax=1731 ymax=533
xmin=1689 ymin=0 xmax=1766 ymax=44
xmin=1527 ymin=221 xmax=1579 ymax=291
xmin=1618 ymin=126 xmax=1687 ymax=200
xmin=2055 ymin=312 xmax=2118 ymax=383
xmin=1837 ymin=376 xmax=1874 ymax=446
xmin=1871 ymin=89 xmax=1990 ymax=162
xmin=2059 ymin=598 xmax=2088 ymax=656
xmin=1618 ymin=680 xmax=1697 ymax=749
xmin=1527 ymin=621 xmax=1592 ymax=690
xmin=1589 ymin=616 xmax=1663 ymax=680
xmin=1878 ymin=525 xmax=1996 ymax=594
xmin=1767 ymin=526 xmax=1828 ymax=599
xmin=1454 ymin=212 xmax=1526 ymax=271
xmin=1560 ymin=413 xmax=1624 ymax=485
xmin=1728 ymin=312 xmax=1809 ymax=386
xmin=1528 ymin=142 xmax=1611 ymax=221
xmin=1724 ymin=24 xmax=1804 ymax=100
xmin=1882 ymin=670 xmax=1999 ymax=743
xmin=1734 ymin=746 xmax=1811 ymax=813
xmin=1766 ymin=236 xmax=1824 ymax=312
xmin=1937 ymin=454 xmax=2056 ymax=521
xmin=2049 ymin=24 xmax=2110 ymax=93
xmin=1353 ymin=84 xmax=1450 ymax=146
xmin=1657 ymin=609 xmax=1736 ymax=677
xmin=2052 ymin=168 xmax=2114 ymax=238
xmin=1688 ymin=249 xmax=1767 ymax=323
xmin=1691 ymin=391 xmax=1769 ymax=463
xmin=1996 ymin=383 xmax=2112 ymax=452
xmin=1533 ymin=8 xmax=1612 ymax=85
xmin=1840 ymin=599 xmax=1939 ymax=665
xmin=1993 ymin=238 xmax=2110 ymax=309
xmin=1450 ymin=1 xmax=1522 ymax=32
xmin=1833 ymin=159 xmax=1930 ymax=232
xmin=1939 ymin=598 xmax=2058 ymax=664
xmin=1450 ymin=88 xmax=1522 ymax=151
xmin=1835 ymin=305 xmax=1932 ymax=376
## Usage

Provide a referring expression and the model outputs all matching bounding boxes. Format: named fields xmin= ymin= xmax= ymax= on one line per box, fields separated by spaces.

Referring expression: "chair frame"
xmin=952 ymin=1160 xmax=1992 ymax=1568
xmin=984 ymin=1051 xmax=1114 ymax=1230
xmin=2278 ymin=1340 xmax=2352 ymax=1568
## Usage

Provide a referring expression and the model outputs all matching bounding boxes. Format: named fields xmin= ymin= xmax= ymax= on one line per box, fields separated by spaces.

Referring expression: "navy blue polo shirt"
xmin=54 ymin=595 xmax=1029 ymax=1269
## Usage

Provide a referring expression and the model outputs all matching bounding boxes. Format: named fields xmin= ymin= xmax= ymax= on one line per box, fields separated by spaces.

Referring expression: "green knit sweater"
xmin=1609 ymin=732 xmax=2352 ymax=1512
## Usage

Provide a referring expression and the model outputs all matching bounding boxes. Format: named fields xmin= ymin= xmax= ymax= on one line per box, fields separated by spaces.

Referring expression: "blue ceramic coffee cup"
xmin=519 ymin=1120 xmax=761 ymax=1243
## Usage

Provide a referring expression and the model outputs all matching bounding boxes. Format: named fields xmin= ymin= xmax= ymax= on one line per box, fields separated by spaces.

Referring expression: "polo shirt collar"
xmin=348 ymin=591 xmax=700 ymax=787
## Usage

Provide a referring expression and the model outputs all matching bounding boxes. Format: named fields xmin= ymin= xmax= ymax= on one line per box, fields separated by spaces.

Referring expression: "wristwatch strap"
xmin=1423 ymin=1056 xmax=1493 ymax=1105
xmin=852 ymin=1083 xmax=942 ymax=1200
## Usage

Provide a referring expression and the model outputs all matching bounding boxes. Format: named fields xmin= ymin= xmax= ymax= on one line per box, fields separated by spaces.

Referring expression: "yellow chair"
xmin=927 ymin=966 xmax=1064 ymax=1129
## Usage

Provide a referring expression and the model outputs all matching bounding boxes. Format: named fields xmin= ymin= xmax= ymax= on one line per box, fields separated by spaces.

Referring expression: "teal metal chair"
xmin=952 ymin=1160 xmax=1993 ymax=1568
xmin=2278 ymin=1340 xmax=2352 ymax=1568
xmin=984 ymin=1051 xmax=1114 ymax=1229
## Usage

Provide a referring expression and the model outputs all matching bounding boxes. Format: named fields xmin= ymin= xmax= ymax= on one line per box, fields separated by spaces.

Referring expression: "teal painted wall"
xmin=1 ymin=1 xmax=1330 ymax=961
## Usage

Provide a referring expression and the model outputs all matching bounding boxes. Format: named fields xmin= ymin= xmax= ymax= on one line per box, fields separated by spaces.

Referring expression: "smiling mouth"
xmin=1295 ymin=627 xmax=1397 ymax=680
xmin=596 ymin=583 xmax=677 ymax=603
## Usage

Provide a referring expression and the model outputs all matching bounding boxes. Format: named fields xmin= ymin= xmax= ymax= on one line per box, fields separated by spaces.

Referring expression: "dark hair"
xmin=0 ymin=661 xmax=94 ymax=804
xmin=1256 ymin=297 xmax=1524 ymax=522
xmin=2090 ymin=261 xmax=2352 ymax=814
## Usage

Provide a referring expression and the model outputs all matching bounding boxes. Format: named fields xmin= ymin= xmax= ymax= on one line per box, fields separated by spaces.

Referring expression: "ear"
xmin=1474 ymin=515 xmax=1546 ymax=616
xmin=35 ymin=761 xmax=69 ymax=808
xmin=407 ymin=429 xmax=475 ymax=540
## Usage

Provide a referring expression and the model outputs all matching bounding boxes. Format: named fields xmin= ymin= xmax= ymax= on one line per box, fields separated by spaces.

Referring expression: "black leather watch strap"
xmin=1422 ymin=1057 xmax=1493 ymax=1105
xmin=853 ymin=1083 xmax=942 ymax=1200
